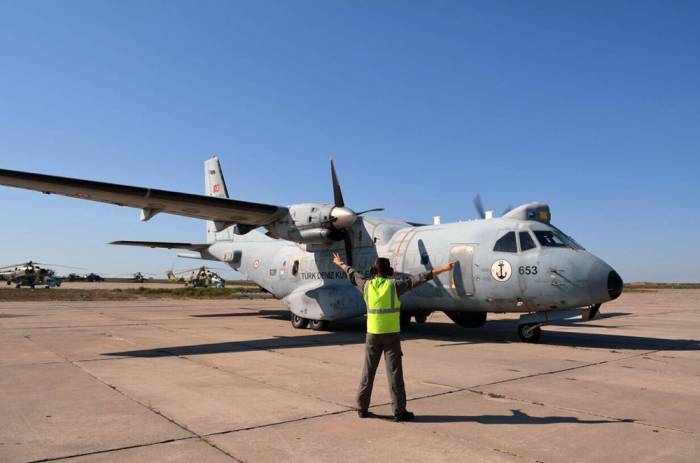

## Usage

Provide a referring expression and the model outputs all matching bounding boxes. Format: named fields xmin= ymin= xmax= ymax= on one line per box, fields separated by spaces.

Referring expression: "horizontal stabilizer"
xmin=110 ymin=241 xmax=210 ymax=251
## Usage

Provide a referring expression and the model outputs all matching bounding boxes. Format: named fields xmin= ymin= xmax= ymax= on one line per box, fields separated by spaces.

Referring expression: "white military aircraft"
xmin=0 ymin=158 xmax=622 ymax=342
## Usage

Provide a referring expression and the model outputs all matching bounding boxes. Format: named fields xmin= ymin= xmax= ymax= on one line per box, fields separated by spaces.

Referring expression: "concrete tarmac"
xmin=1 ymin=290 xmax=698 ymax=462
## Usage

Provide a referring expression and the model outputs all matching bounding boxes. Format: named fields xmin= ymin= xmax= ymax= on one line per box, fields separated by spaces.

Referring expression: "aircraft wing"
xmin=0 ymin=168 xmax=287 ymax=226
xmin=110 ymin=241 xmax=211 ymax=251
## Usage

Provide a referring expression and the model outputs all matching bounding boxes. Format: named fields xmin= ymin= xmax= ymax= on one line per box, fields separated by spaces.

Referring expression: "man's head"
xmin=370 ymin=257 xmax=394 ymax=277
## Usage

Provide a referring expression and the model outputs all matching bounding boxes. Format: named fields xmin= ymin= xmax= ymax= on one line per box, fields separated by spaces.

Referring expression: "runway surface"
xmin=1 ymin=289 xmax=698 ymax=462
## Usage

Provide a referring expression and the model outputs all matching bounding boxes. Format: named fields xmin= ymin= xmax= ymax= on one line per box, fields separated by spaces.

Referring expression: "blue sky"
xmin=0 ymin=1 xmax=698 ymax=282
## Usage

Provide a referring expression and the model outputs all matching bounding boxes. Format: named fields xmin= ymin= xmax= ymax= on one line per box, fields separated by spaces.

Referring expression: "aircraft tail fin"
xmin=205 ymin=157 xmax=234 ymax=243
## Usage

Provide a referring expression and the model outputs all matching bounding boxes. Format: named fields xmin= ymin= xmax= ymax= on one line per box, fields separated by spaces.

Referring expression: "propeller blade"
xmin=330 ymin=158 xmax=345 ymax=207
xmin=355 ymin=207 xmax=384 ymax=216
xmin=473 ymin=194 xmax=486 ymax=219
xmin=343 ymin=234 xmax=353 ymax=266
xmin=501 ymin=204 xmax=514 ymax=216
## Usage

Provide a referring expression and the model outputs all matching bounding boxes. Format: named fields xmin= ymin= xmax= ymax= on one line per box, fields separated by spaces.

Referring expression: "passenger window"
xmin=292 ymin=260 xmax=299 ymax=276
xmin=493 ymin=232 xmax=517 ymax=253
xmin=519 ymin=232 xmax=536 ymax=251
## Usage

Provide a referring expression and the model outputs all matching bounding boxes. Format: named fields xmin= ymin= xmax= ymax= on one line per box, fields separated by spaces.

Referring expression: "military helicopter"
xmin=166 ymin=266 xmax=226 ymax=288
xmin=0 ymin=158 xmax=623 ymax=342
xmin=67 ymin=273 xmax=105 ymax=282
xmin=131 ymin=272 xmax=155 ymax=283
xmin=0 ymin=261 xmax=82 ymax=288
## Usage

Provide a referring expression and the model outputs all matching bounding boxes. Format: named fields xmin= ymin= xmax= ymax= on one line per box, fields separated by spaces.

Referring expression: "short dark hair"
xmin=370 ymin=257 xmax=394 ymax=277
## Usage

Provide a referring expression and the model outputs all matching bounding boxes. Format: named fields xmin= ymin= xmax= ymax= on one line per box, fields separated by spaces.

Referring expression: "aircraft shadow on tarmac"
xmin=103 ymin=312 xmax=700 ymax=358
xmin=406 ymin=409 xmax=632 ymax=425
xmin=191 ymin=310 xmax=289 ymax=320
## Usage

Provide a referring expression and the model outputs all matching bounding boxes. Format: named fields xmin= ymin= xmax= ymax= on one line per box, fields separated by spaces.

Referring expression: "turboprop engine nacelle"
xmin=266 ymin=203 xmax=357 ymax=244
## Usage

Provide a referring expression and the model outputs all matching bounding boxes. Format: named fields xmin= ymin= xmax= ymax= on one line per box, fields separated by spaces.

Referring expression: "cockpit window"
xmin=494 ymin=231 xmax=517 ymax=253
xmin=534 ymin=230 xmax=568 ymax=248
xmin=550 ymin=225 xmax=585 ymax=250
xmin=519 ymin=231 xmax=536 ymax=251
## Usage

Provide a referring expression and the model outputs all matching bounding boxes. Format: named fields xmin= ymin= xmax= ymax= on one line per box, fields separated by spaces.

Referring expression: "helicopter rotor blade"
xmin=33 ymin=262 xmax=88 ymax=270
xmin=0 ymin=263 xmax=30 ymax=271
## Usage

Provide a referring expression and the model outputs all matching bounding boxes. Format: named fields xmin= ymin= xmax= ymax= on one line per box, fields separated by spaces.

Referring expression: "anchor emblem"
xmin=496 ymin=261 xmax=508 ymax=279
xmin=491 ymin=260 xmax=512 ymax=282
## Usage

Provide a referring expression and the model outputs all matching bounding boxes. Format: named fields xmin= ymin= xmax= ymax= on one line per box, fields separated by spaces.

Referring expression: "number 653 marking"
xmin=518 ymin=265 xmax=538 ymax=275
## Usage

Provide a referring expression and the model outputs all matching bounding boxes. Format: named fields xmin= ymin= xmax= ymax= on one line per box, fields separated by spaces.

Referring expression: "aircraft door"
xmin=449 ymin=245 xmax=475 ymax=297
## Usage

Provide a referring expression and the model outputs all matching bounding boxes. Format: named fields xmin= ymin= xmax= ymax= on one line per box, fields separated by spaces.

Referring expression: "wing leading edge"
xmin=0 ymin=168 xmax=287 ymax=226
xmin=109 ymin=241 xmax=210 ymax=251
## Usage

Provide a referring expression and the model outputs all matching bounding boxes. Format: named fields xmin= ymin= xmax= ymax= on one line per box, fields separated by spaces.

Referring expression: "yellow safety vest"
xmin=364 ymin=277 xmax=401 ymax=334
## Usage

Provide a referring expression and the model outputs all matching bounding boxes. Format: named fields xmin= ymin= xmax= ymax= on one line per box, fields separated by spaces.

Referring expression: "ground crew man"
xmin=332 ymin=252 xmax=454 ymax=421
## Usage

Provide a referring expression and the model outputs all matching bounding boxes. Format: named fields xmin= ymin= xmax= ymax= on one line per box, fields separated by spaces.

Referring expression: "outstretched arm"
xmin=332 ymin=252 xmax=367 ymax=291
xmin=431 ymin=262 xmax=455 ymax=278
xmin=395 ymin=262 xmax=455 ymax=296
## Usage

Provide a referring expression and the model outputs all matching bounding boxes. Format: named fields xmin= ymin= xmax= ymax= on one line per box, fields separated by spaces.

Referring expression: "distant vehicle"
xmin=85 ymin=273 xmax=104 ymax=282
xmin=0 ymin=261 xmax=82 ymax=288
xmin=166 ymin=266 xmax=226 ymax=288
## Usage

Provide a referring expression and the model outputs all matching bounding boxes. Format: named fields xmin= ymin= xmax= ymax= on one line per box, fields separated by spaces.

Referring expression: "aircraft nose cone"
xmin=608 ymin=270 xmax=623 ymax=300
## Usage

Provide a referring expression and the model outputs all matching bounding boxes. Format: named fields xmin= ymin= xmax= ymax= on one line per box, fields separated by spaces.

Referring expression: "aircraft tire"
xmin=400 ymin=313 xmax=411 ymax=330
xmin=309 ymin=319 xmax=329 ymax=331
xmin=518 ymin=324 xmax=542 ymax=343
xmin=414 ymin=314 xmax=428 ymax=324
xmin=291 ymin=314 xmax=309 ymax=329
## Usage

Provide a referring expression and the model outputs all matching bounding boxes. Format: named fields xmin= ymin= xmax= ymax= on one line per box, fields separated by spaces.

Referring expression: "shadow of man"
xmin=411 ymin=409 xmax=634 ymax=425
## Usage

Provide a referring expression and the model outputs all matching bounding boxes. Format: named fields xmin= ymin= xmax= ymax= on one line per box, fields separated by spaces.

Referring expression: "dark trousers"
xmin=357 ymin=332 xmax=407 ymax=415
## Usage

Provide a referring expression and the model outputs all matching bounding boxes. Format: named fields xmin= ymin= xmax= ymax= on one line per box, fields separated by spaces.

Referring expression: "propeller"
xmin=473 ymin=194 xmax=514 ymax=219
xmin=473 ymin=194 xmax=486 ymax=219
xmin=329 ymin=159 xmax=383 ymax=266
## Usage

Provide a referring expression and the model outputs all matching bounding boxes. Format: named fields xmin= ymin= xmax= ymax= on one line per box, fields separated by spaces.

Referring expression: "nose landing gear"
xmin=517 ymin=323 xmax=542 ymax=343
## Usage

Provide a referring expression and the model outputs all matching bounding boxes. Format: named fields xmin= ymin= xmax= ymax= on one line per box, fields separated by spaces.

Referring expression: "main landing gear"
xmin=399 ymin=311 xmax=432 ymax=330
xmin=290 ymin=314 xmax=329 ymax=331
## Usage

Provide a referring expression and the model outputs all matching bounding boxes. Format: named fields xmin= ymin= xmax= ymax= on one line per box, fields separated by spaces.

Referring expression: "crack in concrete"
xmin=20 ymin=336 xmax=244 ymax=463
xmin=20 ymin=437 xmax=199 ymax=463
xmin=9 ymin=303 xmax=699 ymax=462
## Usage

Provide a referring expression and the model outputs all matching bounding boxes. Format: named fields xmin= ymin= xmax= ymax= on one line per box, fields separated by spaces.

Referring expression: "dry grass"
xmin=624 ymin=283 xmax=700 ymax=292
xmin=0 ymin=286 xmax=267 ymax=302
